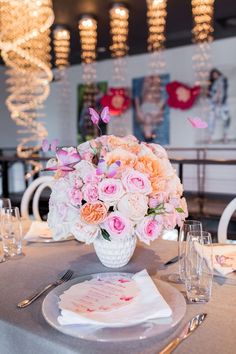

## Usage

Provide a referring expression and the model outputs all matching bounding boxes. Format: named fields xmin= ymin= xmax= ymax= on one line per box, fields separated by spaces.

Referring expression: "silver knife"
xmin=164 ymin=255 xmax=182 ymax=266
xmin=159 ymin=313 xmax=207 ymax=354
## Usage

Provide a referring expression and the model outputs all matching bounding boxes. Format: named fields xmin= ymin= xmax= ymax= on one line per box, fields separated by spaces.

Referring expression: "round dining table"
xmin=0 ymin=238 xmax=235 ymax=354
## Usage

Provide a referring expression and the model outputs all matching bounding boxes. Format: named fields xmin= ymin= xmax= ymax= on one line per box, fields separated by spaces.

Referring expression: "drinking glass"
xmin=185 ymin=230 xmax=213 ymax=303
xmin=0 ymin=198 xmax=12 ymax=209
xmin=0 ymin=207 xmax=23 ymax=257
xmin=0 ymin=198 xmax=12 ymax=256
xmin=179 ymin=220 xmax=202 ymax=282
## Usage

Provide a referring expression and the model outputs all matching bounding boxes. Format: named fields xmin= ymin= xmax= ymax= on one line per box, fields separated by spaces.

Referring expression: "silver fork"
xmin=17 ymin=269 xmax=73 ymax=308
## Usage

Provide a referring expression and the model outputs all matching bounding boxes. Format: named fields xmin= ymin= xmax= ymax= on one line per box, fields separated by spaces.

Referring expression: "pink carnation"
xmin=82 ymin=184 xmax=99 ymax=203
xmin=69 ymin=187 xmax=83 ymax=206
xmin=136 ymin=216 xmax=162 ymax=245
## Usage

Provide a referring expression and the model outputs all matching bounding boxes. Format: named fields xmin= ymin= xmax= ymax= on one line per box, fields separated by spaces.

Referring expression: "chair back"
xmin=218 ymin=197 xmax=236 ymax=243
xmin=20 ymin=176 xmax=53 ymax=221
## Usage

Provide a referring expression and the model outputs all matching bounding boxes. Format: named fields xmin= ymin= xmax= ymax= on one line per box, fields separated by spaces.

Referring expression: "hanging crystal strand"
xmin=191 ymin=0 xmax=215 ymax=143
xmin=0 ymin=0 xmax=54 ymax=177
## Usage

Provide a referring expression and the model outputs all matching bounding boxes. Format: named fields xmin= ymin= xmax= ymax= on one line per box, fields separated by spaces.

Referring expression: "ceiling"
xmin=52 ymin=0 xmax=236 ymax=66
xmin=1 ymin=0 xmax=236 ymax=67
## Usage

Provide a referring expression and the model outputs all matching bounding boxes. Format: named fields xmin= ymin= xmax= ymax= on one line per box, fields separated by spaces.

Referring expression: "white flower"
xmin=70 ymin=217 xmax=100 ymax=244
xmin=117 ymin=193 xmax=148 ymax=222
xmin=50 ymin=178 xmax=70 ymax=203
xmin=98 ymin=178 xmax=125 ymax=204
xmin=74 ymin=160 xmax=96 ymax=182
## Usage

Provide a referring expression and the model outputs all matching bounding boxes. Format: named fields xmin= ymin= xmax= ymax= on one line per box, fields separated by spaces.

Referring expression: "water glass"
xmin=0 ymin=198 xmax=12 ymax=209
xmin=0 ymin=240 xmax=5 ymax=263
xmin=185 ymin=231 xmax=213 ymax=303
xmin=0 ymin=207 xmax=23 ymax=257
xmin=179 ymin=220 xmax=202 ymax=282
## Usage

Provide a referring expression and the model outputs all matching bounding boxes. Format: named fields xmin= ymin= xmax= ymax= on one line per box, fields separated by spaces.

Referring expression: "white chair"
xmin=218 ymin=197 xmax=236 ymax=244
xmin=20 ymin=176 xmax=53 ymax=221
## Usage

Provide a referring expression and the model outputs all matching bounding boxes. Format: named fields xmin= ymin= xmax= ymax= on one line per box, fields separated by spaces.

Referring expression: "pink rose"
xmin=164 ymin=202 xmax=175 ymax=213
xmin=101 ymin=212 xmax=132 ymax=239
xmin=98 ymin=178 xmax=125 ymax=204
xmin=122 ymin=170 xmax=152 ymax=195
xmin=162 ymin=213 xmax=177 ymax=230
xmin=82 ymin=184 xmax=99 ymax=203
xmin=149 ymin=197 xmax=159 ymax=208
xmin=136 ymin=216 xmax=163 ymax=245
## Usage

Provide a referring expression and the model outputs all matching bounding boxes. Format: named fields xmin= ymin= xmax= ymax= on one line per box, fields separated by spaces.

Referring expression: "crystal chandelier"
xmin=53 ymin=27 xmax=70 ymax=69
xmin=146 ymin=0 xmax=167 ymax=75
xmin=109 ymin=3 xmax=129 ymax=85
xmin=78 ymin=15 xmax=97 ymax=86
xmin=109 ymin=3 xmax=129 ymax=58
xmin=0 ymin=0 xmax=54 ymax=166
xmin=53 ymin=26 xmax=71 ymax=133
xmin=192 ymin=0 xmax=215 ymax=88
xmin=146 ymin=0 xmax=167 ymax=52
xmin=192 ymin=0 xmax=214 ymax=44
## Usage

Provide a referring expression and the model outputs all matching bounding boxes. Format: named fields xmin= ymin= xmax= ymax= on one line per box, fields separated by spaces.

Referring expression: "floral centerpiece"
xmin=46 ymin=126 xmax=187 ymax=268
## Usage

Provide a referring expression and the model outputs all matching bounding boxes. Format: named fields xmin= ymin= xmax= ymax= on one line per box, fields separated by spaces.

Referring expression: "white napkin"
xmin=58 ymin=269 xmax=172 ymax=328
xmin=24 ymin=221 xmax=52 ymax=240
xmin=212 ymin=244 xmax=236 ymax=276
xmin=201 ymin=244 xmax=236 ymax=276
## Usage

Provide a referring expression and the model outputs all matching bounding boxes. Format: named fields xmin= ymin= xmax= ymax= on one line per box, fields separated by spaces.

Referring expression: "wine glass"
xmin=168 ymin=220 xmax=202 ymax=283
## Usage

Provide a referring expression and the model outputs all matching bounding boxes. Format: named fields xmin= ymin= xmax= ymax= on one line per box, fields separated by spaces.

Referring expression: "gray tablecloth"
xmin=0 ymin=239 xmax=236 ymax=354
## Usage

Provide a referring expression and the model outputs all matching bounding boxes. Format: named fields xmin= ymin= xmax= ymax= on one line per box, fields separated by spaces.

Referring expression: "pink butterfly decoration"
xmin=188 ymin=117 xmax=208 ymax=129
xmin=42 ymin=138 xmax=59 ymax=152
xmin=88 ymin=106 xmax=111 ymax=125
xmin=96 ymin=158 xmax=121 ymax=178
xmin=44 ymin=149 xmax=81 ymax=172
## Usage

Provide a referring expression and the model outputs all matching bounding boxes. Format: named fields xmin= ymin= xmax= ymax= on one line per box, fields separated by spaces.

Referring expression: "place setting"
xmin=23 ymin=220 xmax=75 ymax=243
xmin=11 ymin=133 xmax=210 ymax=350
xmin=1 ymin=0 xmax=236 ymax=353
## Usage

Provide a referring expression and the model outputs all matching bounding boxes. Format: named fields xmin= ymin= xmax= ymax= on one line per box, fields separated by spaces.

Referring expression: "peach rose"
xmin=80 ymin=201 xmax=107 ymax=225
xmin=105 ymin=148 xmax=137 ymax=171
xmin=149 ymin=176 xmax=167 ymax=196
xmin=134 ymin=155 xmax=163 ymax=178
xmin=107 ymin=135 xmax=140 ymax=154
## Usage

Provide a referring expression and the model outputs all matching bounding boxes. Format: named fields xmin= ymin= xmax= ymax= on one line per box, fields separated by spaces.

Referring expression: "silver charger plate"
xmin=42 ymin=272 xmax=186 ymax=342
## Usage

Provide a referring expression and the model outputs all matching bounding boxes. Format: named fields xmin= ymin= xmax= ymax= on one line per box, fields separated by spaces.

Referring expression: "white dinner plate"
xmin=24 ymin=235 xmax=75 ymax=243
xmin=25 ymin=235 xmax=74 ymax=243
xmin=42 ymin=272 xmax=186 ymax=342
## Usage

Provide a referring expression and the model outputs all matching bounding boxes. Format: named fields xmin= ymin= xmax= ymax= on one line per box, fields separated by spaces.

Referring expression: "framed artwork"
xmin=132 ymin=74 xmax=170 ymax=145
xmin=195 ymin=67 xmax=236 ymax=145
xmin=77 ymin=81 xmax=108 ymax=142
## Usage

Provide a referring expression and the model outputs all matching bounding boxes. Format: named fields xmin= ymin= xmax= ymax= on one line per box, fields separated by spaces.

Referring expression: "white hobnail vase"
xmin=93 ymin=234 xmax=137 ymax=268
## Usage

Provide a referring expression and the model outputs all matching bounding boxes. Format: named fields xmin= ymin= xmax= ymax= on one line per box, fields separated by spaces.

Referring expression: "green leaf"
xmin=101 ymin=228 xmax=111 ymax=241
xmin=156 ymin=203 xmax=164 ymax=209
xmin=176 ymin=207 xmax=184 ymax=213
xmin=147 ymin=204 xmax=165 ymax=216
